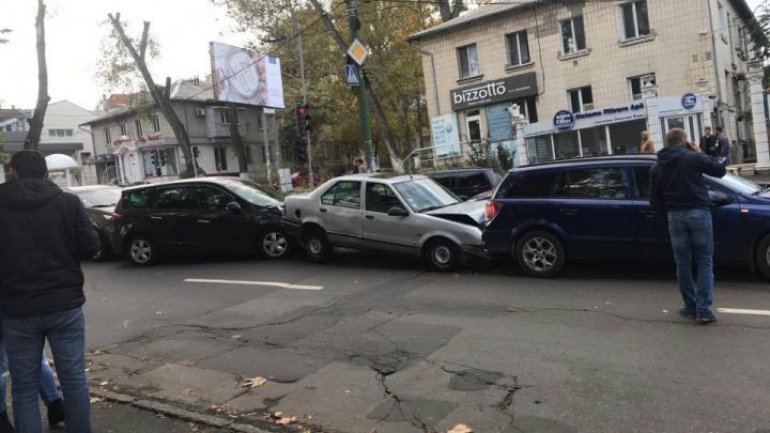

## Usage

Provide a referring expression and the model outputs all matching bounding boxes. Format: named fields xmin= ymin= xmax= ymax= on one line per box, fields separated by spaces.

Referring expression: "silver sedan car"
xmin=282 ymin=173 xmax=490 ymax=271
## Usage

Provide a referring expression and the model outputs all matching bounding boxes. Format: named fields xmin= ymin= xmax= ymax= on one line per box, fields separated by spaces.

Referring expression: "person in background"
xmin=650 ymin=128 xmax=726 ymax=324
xmin=713 ymin=126 xmax=730 ymax=165
xmin=0 ymin=150 xmax=99 ymax=433
xmin=640 ymin=130 xmax=655 ymax=154
xmin=700 ymin=126 xmax=716 ymax=156
xmin=352 ymin=158 xmax=365 ymax=174
xmin=0 ymin=342 xmax=65 ymax=432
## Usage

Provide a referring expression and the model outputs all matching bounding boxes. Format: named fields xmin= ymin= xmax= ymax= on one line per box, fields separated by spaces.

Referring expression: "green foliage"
xmin=496 ymin=143 xmax=513 ymax=171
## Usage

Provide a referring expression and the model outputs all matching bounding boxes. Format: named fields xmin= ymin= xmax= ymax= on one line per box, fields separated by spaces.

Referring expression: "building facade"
xmin=409 ymin=0 xmax=770 ymax=170
xmin=82 ymin=79 xmax=281 ymax=185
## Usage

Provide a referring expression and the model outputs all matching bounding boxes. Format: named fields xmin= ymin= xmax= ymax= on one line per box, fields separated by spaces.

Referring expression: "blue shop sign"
xmin=553 ymin=110 xmax=575 ymax=130
xmin=681 ymin=93 xmax=697 ymax=110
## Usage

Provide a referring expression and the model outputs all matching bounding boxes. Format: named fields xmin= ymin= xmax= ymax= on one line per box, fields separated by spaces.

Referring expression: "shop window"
xmin=554 ymin=167 xmax=627 ymax=199
xmin=580 ymin=127 xmax=609 ymax=157
xmin=527 ymin=136 xmax=554 ymax=163
xmin=628 ymin=74 xmax=655 ymax=100
xmin=568 ymin=86 xmax=594 ymax=112
xmin=554 ymin=131 xmax=580 ymax=160
xmin=609 ymin=119 xmax=647 ymax=155
xmin=506 ymin=31 xmax=530 ymax=67
xmin=620 ymin=0 xmax=650 ymax=40
xmin=560 ymin=17 xmax=586 ymax=54
xmin=457 ymin=44 xmax=479 ymax=79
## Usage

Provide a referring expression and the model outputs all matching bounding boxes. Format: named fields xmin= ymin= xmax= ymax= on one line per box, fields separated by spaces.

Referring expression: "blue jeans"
xmin=3 ymin=308 xmax=91 ymax=433
xmin=0 ymin=342 xmax=61 ymax=412
xmin=667 ymin=208 xmax=715 ymax=315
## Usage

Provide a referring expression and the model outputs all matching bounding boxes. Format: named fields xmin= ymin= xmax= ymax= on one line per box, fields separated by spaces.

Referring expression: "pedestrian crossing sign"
xmin=344 ymin=64 xmax=360 ymax=87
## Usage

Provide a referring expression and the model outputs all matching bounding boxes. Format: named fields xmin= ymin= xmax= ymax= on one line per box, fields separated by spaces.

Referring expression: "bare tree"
xmin=24 ymin=0 xmax=50 ymax=150
xmin=436 ymin=0 xmax=467 ymax=22
xmin=106 ymin=13 xmax=195 ymax=175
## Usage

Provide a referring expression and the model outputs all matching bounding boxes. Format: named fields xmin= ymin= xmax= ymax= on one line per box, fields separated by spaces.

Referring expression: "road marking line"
xmin=184 ymin=278 xmax=323 ymax=291
xmin=717 ymin=308 xmax=770 ymax=317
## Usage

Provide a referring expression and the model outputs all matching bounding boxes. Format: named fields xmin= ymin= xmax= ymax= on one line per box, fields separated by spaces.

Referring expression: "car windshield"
xmin=75 ymin=188 xmax=122 ymax=208
xmin=393 ymin=178 xmax=461 ymax=212
xmin=708 ymin=172 xmax=762 ymax=196
xmin=226 ymin=180 xmax=283 ymax=206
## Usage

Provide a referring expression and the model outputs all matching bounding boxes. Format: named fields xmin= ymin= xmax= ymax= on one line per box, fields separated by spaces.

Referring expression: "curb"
xmin=91 ymin=388 xmax=278 ymax=433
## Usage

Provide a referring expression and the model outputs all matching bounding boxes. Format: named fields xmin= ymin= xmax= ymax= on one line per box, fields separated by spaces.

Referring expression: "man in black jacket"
xmin=0 ymin=151 xmax=99 ymax=433
xmin=650 ymin=128 xmax=726 ymax=324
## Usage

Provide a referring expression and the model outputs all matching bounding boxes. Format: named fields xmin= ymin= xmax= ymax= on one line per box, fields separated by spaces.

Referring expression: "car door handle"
xmin=365 ymin=215 xmax=374 ymax=220
xmin=150 ymin=216 xmax=163 ymax=221
xmin=319 ymin=208 xmax=327 ymax=213
xmin=197 ymin=219 xmax=211 ymax=224
xmin=558 ymin=208 xmax=577 ymax=216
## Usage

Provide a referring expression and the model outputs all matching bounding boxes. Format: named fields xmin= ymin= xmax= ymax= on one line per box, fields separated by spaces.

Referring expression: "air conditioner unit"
xmin=194 ymin=108 xmax=206 ymax=117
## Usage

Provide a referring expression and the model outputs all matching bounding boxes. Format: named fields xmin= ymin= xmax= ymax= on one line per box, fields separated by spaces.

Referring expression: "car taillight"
xmin=110 ymin=212 xmax=124 ymax=222
xmin=485 ymin=200 xmax=502 ymax=220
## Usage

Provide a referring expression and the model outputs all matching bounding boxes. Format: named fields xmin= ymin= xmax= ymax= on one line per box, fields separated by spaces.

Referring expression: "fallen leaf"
xmin=447 ymin=424 xmax=473 ymax=433
xmin=241 ymin=376 xmax=267 ymax=388
xmin=276 ymin=416 xmax=297 ymax=425
xmin=98 ymin=381 xmax=109 ymax=386
xmin=231 ymin=334 xmax=242 ymax=339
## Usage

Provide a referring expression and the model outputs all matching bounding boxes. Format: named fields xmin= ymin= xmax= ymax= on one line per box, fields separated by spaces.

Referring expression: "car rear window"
xmin=456 ymin=171 xmax=488 ymax=189
xmin=499 ymin=171 xmax=556 ymax=198
xmin=122 ymin=189 xmax=153 ymax=210
xmin=429 ymin=172 xmax=455 ymax=188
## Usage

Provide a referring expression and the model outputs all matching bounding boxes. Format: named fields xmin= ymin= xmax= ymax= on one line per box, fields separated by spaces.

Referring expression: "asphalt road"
xmin=80 ymin=250 xmax=770 ymax=433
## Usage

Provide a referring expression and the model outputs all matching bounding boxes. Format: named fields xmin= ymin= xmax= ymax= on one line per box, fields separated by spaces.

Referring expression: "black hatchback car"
xmin=425 ymin=168 xmax=503 ymax=200
xmin=110 ymin=177 xmax=291 ymax=266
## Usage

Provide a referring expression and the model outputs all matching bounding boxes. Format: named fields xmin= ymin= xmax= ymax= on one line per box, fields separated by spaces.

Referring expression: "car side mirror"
xmin=226 ymin=201 xmax=243 ymax=214
xmin=387 ymin=207 xmax=409 ymax=217
xmin=708 ymin=191 xmax=733 ymax=207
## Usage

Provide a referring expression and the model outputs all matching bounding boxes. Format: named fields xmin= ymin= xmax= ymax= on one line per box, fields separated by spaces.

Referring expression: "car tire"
xmin=756 ymin=235 xmax=770 ymax=279
xmin=127 ymin=235 xmax=158 ymax=266
xmin=92 ymin=235 xmax=111 ymax=262
xmin=515 ymin=231 xmax=566 ymax=278
xmin=258 ymin=229 xmax=292 ymax=259
xmin=424 ymin=238 xmax=459 ymax=272
xmin=303 ymin=227 xmax=331 ymax=263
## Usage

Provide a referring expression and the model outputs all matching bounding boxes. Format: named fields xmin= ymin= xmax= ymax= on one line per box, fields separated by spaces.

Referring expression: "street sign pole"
xmin=345 ymin=0 xmax=374 ymax=172
xmin=293 ymin=14 xmax=314 ymax=188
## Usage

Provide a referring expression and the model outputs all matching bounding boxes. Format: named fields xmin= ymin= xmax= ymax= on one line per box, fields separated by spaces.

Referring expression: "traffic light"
xmin=159 ymin=150 xmax=167 ymax=166
xmin=295 ymin=104 xmax=307 ymax=135
xmin=150 ymin=151 xmax=158 ymax=166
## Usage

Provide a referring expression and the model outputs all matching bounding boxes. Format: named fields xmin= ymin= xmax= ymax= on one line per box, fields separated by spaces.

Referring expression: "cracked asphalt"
xmin=81 ymin=251 xmax=770 ymax=433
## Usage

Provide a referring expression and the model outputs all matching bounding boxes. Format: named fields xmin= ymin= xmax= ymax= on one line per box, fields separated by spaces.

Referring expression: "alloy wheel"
xmin=522 ymin=236 xmax=558 ymax=273
xmin=130 ymin=239 xmax=153 ymax=264
xmin=262 ymin=231 xmax=289 ymax=258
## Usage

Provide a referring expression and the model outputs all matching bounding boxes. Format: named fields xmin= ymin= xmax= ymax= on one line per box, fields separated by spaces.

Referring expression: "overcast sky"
xmin=0 ymin=0 xmax=765 ymax=112
xmin=0 ymin=0 xmax=252 ymax=111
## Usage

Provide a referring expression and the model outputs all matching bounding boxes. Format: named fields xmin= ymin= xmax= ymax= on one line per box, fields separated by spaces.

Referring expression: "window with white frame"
xmin=457 ymin=44 xmax=479 ymax=79
xmin=560 ymin=17 xmax=586 ymax=55
xmin=151 ymin=115 xmax=161 ymax=132
xmin=220 ymin=109 xmax=231 ymax=125
xmin=214 ymin=146 xmax=228 ymax=171
xmin=568 ymin=86 xmax=594 ymax=112
xmin=506 ymin=31 xmax=530 ymax=67
xmin=620 ymin=0 xmax=650 ymax=40
xmin=135 ymin=119 xmax=143 ymax=136
xmin=48 ymin=129 xmax=73 ymax=137
xmin=104 ymin=127 xmax=111 ymax=144
xmin=628 ymin=74 xmax=655 ymax=100
xmin=119 ymin=123 xmax=127 ymax=136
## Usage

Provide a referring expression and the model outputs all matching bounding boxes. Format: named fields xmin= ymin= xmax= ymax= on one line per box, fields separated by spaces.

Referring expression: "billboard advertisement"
xmin=430 ymin=113 xmax=461 ymax=157
xmin=210 ymin=42 xmax=285 ymax=108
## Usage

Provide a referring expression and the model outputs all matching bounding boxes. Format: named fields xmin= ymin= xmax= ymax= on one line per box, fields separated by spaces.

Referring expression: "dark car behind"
xmin=483 ymin=155 xmax=770 ymax=279
xmin=425 ymin=168 xmax=504 ymax=200
xmin=64 ymin=185 xmax=123 ymax=261
xmin=110 ymin=177 xmax=291 ymax=266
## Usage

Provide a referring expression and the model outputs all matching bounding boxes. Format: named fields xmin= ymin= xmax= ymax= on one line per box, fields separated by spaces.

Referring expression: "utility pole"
xmin=294 ymin=16 xmax=314 ymax=188
xmin=345 ymin=0 xmax=374 ymax=171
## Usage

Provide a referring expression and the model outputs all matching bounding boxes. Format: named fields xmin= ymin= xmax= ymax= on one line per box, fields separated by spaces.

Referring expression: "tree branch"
xmin=139 ymin=21 xmax=149 ymax=61
xmin=25 ymin=0 xmax=50 ymax=150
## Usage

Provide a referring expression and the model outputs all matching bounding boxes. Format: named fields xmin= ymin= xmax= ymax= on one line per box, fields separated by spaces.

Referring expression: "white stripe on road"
xmin=184 ymin=278 xmax=323 ymax=291
xmin=717 ymin=308 xmax=770 ymax=317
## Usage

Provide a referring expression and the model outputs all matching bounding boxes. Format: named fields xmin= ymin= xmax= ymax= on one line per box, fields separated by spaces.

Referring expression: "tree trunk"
xmin=229 ymin=104 xmax=248 ymax=176
xmin=438 ymin=0 xmax=466 ymax=22
xmin=25 ymin=0 xmax=50 ymax=151
xmin=307 ymin=0 xmax=404 ymax=173
xmin=107 ymin=14 xmax=195 ymax=175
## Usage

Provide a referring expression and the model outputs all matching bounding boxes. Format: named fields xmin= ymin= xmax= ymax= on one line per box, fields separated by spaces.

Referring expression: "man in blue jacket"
xmin=650 ymin=128 xmax=726 ymax=323
xmin=0 ymin=151 xmax=99 ymax=433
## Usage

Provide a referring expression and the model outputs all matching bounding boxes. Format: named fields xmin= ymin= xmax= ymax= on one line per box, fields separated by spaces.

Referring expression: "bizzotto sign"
xmin=450 ymin=72 xmax=538 ymax=111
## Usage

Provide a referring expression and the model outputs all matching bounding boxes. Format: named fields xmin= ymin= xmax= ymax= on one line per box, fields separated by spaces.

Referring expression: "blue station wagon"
xmin=483 ymin=155 xmax=770 ymax=278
